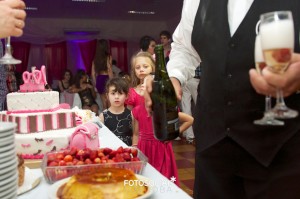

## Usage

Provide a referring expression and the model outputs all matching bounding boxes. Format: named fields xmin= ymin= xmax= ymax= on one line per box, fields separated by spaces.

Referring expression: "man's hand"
xmin=144 ymin=76 xmax=182 ymax=115
xmin=0 ymin=0 xmax=26 ymax=38
xmin=249 ymin=53 xmax=300 ymax=97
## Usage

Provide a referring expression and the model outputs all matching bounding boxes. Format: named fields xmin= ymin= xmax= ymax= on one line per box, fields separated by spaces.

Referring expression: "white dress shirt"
xmin=167 ymin=0 xmax=254 ymax=85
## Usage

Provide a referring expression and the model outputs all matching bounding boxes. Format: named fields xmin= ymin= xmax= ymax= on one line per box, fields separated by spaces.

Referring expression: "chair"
xmin=60 ymin=91 xmax=75 ymax=107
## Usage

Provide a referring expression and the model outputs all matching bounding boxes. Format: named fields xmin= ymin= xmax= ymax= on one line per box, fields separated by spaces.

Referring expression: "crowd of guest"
xmin=0 ymin=29 xmax=196 ymax=144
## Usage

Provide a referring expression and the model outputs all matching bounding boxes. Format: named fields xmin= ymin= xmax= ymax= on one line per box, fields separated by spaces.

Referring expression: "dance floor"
xmin=173 ymin=138 xmax=195 ymax=196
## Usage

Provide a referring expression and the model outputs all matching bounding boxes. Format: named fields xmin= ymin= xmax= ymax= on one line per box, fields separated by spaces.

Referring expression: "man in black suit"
xmin=145 ymin=0 xmax=300 ymax=198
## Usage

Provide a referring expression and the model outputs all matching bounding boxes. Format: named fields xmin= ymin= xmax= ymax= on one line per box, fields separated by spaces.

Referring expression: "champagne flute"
xmin=260 ymin=11 xmax=298 ymax=119
xmin=253 ymin=34 xmax=284 ymax=126
xmin=0 ymin=37 xmax=21 ymax=65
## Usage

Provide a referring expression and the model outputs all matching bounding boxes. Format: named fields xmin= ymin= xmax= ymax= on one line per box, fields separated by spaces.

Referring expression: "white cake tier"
xmin=15 ymin=127 xmax=75 ymax=157
xmin=0 ymin=109 xmax=76 ymax=133
xmin=7 ymin=91 xmax=59 ymax=111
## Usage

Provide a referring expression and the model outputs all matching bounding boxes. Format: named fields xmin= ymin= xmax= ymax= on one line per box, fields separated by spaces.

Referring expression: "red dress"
xmin=127 ymin=88 xmax=179 ymax=186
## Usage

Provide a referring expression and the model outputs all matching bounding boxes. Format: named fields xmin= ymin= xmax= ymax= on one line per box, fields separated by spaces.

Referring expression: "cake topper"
xmin=20 ymin=65 xmax=48 ymax=92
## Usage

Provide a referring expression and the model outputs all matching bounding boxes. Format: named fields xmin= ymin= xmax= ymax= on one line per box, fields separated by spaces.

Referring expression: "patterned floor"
xmin=172 ymin=138 xmax=195 ymax=196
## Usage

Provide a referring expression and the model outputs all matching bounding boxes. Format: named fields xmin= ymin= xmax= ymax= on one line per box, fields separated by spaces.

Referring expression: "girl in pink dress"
xmin=126 ymin=52 xmax=193 ymax=186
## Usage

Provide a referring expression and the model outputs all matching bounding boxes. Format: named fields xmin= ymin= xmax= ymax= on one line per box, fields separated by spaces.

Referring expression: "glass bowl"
xmin=41 ymin=147 xmax=148 ymax=184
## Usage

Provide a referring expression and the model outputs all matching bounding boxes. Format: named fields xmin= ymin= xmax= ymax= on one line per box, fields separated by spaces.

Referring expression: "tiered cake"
xmin=0 ymin=66 xmax=77 ymax=159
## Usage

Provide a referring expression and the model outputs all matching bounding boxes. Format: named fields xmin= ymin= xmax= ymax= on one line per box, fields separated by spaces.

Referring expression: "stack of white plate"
xmin=0 ymin=122 xmax=18 ymax=199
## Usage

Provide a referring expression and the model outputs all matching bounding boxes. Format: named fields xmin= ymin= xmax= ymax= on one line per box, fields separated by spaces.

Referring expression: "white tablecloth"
xmin=18 ymin=124 xmax=192 ymax=199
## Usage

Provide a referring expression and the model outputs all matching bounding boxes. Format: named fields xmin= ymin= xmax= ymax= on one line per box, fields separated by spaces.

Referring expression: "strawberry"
xmin=103 ymin=148 xmax=113 ymax=155
xmin=48 ymin=161 xmax=58 ymax=167
xmin=97 ymin=152 xmax=105 ymax=158
xmin=89 ymin=150 xmax=98 ymax=160
xmin=63 ymin=155 xmax=73 ymax=162
xmin=109 ymin=150 xmax=117 ymax=159
xmin=116 ymin=146 xmax=124 ymax=153
xmin=123 ymin=152 xmax=131 ymax=161
xmin=58 ymin=160 xmax=67 ymax=166
xmin=94 ymin=157 xmax=101 ymax=164
xmin=84 ymin=158 xmax=93 ymax=165
xmin=47 ymin=153 xmax=56 ymax=163
xmin=131 ymin=148 xmax=138 ymax=157
xmin=55 ymin=153 xmax=64 ymax=161
xmin=123 ymin=148 xmax=131 ymax=153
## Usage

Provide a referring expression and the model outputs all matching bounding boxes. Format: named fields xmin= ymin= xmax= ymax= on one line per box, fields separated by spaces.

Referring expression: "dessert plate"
xmin=0 ymin=129 xmax=14 ymax=139
xmin=48 ymin=174 xmax=153 ymax=199
xmin=17 ymin=167 xmax=42 ymax=196
xmin=0 ymin=122 xmax=16 ymax=132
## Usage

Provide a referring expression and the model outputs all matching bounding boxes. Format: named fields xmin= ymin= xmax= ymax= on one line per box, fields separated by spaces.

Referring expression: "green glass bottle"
xmin=150 ymin=44 xmax=179 ymax=141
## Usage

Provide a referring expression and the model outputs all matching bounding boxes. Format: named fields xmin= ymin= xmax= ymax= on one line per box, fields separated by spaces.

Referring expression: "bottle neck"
xmin=154 ymin=47 xmax=168 ymax=80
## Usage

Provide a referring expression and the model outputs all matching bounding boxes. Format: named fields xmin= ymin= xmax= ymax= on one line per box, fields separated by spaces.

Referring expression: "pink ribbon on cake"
xmin=6 ymin=103 xmax=70 ymax=114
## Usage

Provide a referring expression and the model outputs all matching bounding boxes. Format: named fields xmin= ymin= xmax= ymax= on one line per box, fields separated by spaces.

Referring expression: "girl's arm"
xmin=131 ymin=112 xmax=139 ymax=146
xmin=91 ymin=62 xmax=96 ymax=87
xmin=98 ymin=113 xmax=104 ymax=123
xmin=107 ymin=56 xmax=113 ymax=79
xmin=88 ymin=84 xmax=97 ymax=99
xmin=58 ymin=80 xmax=64 ymax=92
xmin=178 ymin=112 xmax=194 ymax=134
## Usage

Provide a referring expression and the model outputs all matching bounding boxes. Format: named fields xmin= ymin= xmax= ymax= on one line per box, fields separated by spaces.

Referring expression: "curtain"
xmin=44 ymin=42 xmax=67 ymax=85
xmin=109 ymin=40 xmax=128 ymax=73
xmin=11 ymin=41 xmax=31 ymax=73
xmin=78 ymin=39 xmax=97 ymax=75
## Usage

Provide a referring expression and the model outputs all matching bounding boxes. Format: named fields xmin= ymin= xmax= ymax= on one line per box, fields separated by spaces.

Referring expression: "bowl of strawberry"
xmin=42 ymin=146 xmax=148 ymax=184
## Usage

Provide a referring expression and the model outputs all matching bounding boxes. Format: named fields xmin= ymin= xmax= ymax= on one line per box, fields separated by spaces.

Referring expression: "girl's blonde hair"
xmin=130 ymin=51 xmax=155 ymax=87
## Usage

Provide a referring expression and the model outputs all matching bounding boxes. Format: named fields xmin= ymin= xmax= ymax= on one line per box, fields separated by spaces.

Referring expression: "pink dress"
xmin=125 ymin=87 xmax=144 ymax=108
xmin=127 ymin=88 xmax=179 ymax=186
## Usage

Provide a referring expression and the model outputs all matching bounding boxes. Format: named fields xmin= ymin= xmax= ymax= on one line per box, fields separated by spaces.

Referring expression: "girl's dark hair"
xmin=94 ymin=39 xmax=111 ymax=74
xmin=139 ymin=35 xmax=155 ymax=52
xmin=73 ymin=69 xmax=86 ymax=89
xmin=105 ymin=77 xmax=129 ymax=95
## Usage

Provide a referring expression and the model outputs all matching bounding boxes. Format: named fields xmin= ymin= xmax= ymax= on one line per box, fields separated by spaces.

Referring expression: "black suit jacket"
xmin=192 ymin=0 xmax=300 ymax=166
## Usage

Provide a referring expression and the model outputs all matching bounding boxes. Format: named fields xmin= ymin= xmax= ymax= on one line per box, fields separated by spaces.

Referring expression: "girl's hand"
xmin=86 ymin=84 xmax=93 ymax=89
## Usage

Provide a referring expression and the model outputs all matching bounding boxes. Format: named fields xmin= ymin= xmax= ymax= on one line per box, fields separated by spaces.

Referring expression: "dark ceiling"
xmin=25 ymin=0 xmax=183 ymax=22
xmin=21 ymin=0 xmax=183 ymax=42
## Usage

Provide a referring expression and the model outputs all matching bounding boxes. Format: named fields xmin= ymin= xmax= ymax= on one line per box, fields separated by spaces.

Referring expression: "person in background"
xmin=128 ymin=51 xmax=194 ymax=185
xmin=6 ymin=64 xmax=18 ymax=93
xmin=139 ymin=35 xmax=156 ymax=56
xmin=181 ymin=64 xmax=200 ymax=144
xmin=99 ymin=77 xmax=132 ymax=146
xmin=111 ymin=59 xmax=122 ymax=77
xmin=118 ymin=71 xmax=131 ymax=85
xmin=58 ymin=69 xmax=73 ymax=93
xmin=58 ymin=69 xmax=74 ymax=106
xmin=144 ymin=0 xmax=300 ymax=198
xmin=0 ymin=0 xmax=26 ymax=111
xmin=70 ymin=70 xmax=99 ymax=115
xmin=159 ymin=30 xmax=172 ymax=63
xmin=125 ymin=52 xmax=154 ymax=110
xmin=92 ymin=39 xmax=113 ymax=110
